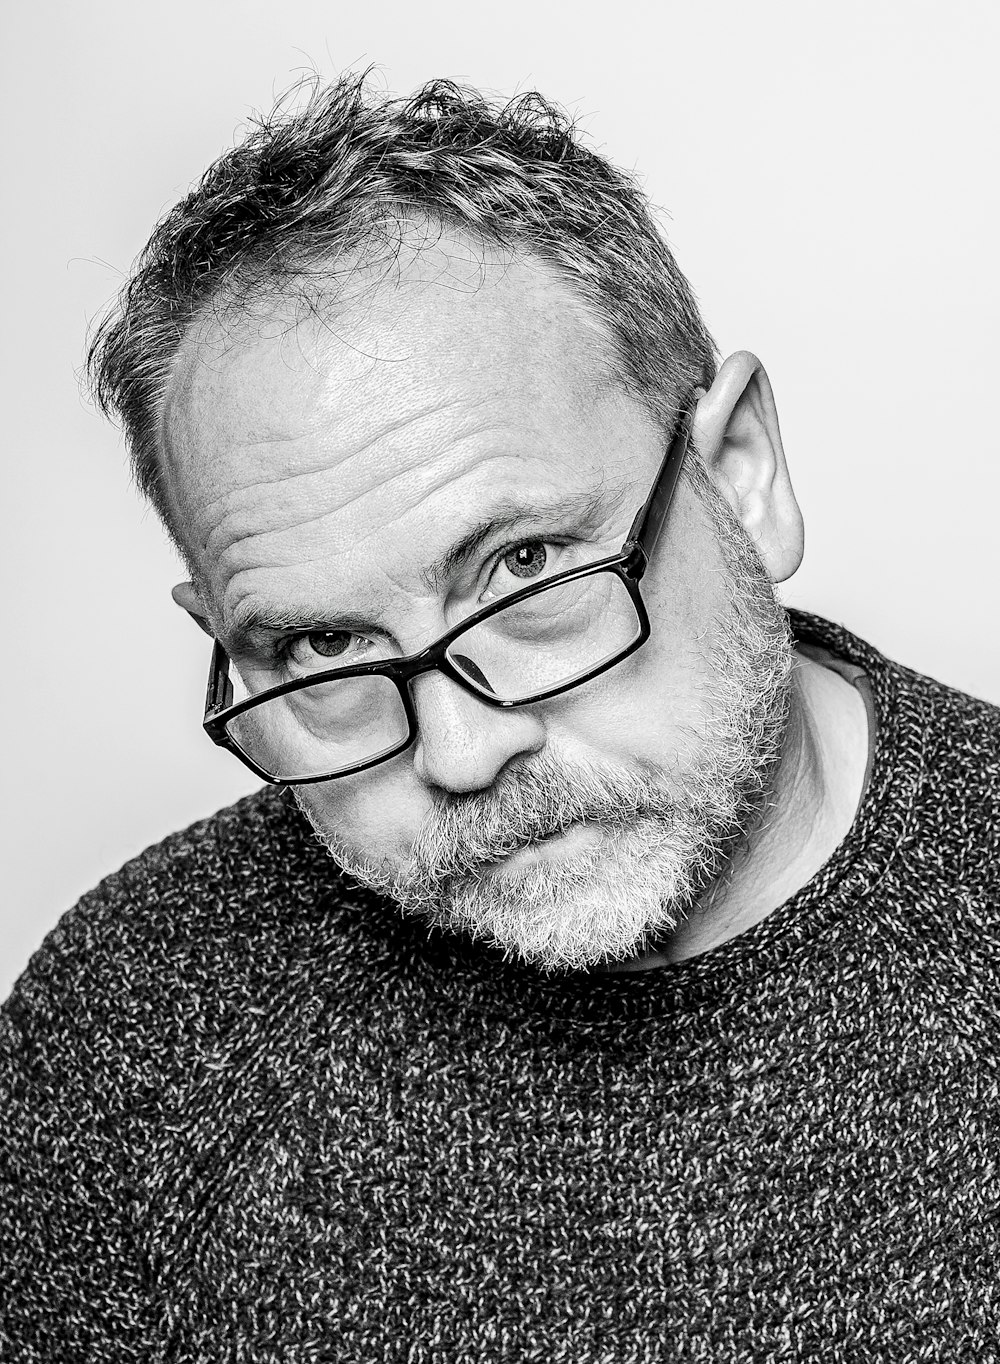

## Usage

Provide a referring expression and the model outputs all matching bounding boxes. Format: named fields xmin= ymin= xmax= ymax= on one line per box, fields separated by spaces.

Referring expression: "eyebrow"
xmin=419 ymin=481 xmax=629 ymax=592
xmin=225 ymin=603 xmax=371 ymax=656
xmin=225 ymin=479 xmax=630 ymax=652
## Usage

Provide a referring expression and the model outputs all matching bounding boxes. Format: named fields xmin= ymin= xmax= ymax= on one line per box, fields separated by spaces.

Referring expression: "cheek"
xmin=567 ymin=646 xmax=708 ymax=755
xmin=295 ymin=758 xmax=433 ymax=860
xmin=541 ymin=559 xmax=720 ymax=766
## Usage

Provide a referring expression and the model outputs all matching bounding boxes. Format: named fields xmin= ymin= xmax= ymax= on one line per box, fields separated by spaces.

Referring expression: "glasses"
xmin=203 ymin=406 xmax=693 ymax=784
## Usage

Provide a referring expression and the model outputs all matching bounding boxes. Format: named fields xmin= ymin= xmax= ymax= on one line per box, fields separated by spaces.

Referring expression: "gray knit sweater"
xmin=3 ymin=612 xmax=1000 ymax=1363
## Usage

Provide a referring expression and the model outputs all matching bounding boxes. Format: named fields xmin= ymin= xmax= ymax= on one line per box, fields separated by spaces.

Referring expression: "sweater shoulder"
xmin=10 ymin=785 xmax=316 ymax=957
xmin=0 ymin=787 xmax=348 ymax=1087
xmin=914 ymin=665 xmax=1000 ymax=771
xmin=791 ymin=611 xmax=1000 ymax=885
xmin=877 ymin=648 xmax=1000 ymax=816
xmin=793 ymin=609 xmax=1000 ymax=797
xmin=0 ymin=791 xmax=354 ymax=1352
xmin=900 ymin=665 xmax=1000 ymax=881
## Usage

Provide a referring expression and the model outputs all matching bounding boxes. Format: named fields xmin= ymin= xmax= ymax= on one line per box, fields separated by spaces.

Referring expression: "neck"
xmin=606 ymin=647 xmax=871 ymax=972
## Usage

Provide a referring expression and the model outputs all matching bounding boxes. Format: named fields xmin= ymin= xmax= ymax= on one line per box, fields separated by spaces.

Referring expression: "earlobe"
xmin=692 ymin=351 xmax=804 ymax=583
xmin=171 ymin=582 xmax=215 ymax=637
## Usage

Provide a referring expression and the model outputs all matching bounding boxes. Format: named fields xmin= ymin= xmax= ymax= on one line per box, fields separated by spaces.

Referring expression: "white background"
xmin=2 ymin=0 xmax=998 ymax=998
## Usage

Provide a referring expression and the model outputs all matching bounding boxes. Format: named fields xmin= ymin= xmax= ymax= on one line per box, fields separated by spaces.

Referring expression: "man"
xmin=2 ymin=73 xmax=997 ymax=1361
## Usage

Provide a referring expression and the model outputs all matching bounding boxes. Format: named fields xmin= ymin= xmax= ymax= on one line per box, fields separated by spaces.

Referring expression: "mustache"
xmin=398 ymin=751 xmax=680 ymax=887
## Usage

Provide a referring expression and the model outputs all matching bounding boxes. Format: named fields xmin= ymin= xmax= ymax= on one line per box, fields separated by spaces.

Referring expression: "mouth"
xmin=493 ymin=819 xmax=603 ymax=871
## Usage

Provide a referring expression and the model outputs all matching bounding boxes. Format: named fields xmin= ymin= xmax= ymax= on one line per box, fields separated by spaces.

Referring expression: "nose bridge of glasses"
xmin=401 ymin=631 xmax=504 ymax=707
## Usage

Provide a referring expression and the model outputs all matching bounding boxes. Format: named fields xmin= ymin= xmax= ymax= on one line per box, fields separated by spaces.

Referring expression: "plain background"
xmin=2 ymin=0 xmax=998 ymax=999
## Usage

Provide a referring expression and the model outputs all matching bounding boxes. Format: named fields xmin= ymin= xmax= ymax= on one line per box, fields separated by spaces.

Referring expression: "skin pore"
xmin=163 ymin=237 xmax=869 ymax=971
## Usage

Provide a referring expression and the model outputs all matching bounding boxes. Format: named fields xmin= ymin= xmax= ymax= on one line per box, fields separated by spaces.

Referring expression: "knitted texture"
xmin=2 ymin=612 xmax=999 ymax=1363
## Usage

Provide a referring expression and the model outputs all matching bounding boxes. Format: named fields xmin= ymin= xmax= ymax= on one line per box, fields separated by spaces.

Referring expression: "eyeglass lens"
xmin=444 ymin=570 xmax=641 ymax=702
xmin=224 ymin=569 xmax=641 ymax=781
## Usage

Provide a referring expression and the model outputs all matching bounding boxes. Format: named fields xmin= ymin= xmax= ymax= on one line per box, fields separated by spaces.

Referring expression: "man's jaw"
xmin=297 ymin=750 xmax=768 ymax=974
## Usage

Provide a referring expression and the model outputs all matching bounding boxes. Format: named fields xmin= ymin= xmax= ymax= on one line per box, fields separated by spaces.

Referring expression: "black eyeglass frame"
xmin=203 ymin=404 xmax=694 ymax=784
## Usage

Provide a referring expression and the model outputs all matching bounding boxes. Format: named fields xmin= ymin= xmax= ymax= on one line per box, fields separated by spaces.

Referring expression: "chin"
xmin=389 ymin=814 xmax=717 ymax=974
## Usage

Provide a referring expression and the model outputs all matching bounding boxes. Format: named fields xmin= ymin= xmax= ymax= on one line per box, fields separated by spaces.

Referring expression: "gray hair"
xmin=87 ymin=73 xmax=717 ymax=543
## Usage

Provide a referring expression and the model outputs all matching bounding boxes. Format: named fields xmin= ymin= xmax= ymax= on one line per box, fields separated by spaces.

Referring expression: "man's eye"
xmin=286 ymin=631 xmax=368 ymax=670
xmin=505 ymin=542 xmax=548 ymax=578
xmin=484 ymin=541 xmax=553 ymax=598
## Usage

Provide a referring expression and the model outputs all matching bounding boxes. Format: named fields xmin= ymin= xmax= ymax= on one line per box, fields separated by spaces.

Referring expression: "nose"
xmin=408 ymin=668 xmax=546 ymax=794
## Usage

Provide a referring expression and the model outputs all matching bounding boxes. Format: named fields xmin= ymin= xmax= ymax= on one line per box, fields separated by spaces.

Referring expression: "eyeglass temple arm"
xmin=624 ymin=406 xmax=694 ymax=561
xmin=206 ymin=638 xmax=235 ymax=715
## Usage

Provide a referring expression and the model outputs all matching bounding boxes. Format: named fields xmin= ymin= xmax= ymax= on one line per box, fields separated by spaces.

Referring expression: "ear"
xmin=171 ymin=581 xmax=215 ymax=637
xmin=692 ymin=351 xmax=804 ymax=583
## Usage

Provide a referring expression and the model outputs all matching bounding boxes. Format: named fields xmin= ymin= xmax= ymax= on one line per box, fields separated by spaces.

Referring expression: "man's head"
xmin=88 ymin=75 xmax=716 ymax=549
xmin=88 ymin=74 xmax=805 ymax=971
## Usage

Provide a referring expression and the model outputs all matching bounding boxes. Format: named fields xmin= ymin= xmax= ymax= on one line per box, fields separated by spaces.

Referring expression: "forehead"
xmin=159 ymin=238 xmax=656 ymax=626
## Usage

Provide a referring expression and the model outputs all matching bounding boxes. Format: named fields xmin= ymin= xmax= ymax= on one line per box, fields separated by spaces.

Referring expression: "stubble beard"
xmin=297 ymin=494 xmax=793 ymax=973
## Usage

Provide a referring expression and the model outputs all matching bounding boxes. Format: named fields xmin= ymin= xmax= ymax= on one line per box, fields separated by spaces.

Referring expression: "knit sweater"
xmin=3 ymin=612 xmax=999 ymax=1364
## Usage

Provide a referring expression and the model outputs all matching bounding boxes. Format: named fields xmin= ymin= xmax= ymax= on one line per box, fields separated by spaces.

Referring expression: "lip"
xmin=496 ymin=819 xmax=601 ymax=870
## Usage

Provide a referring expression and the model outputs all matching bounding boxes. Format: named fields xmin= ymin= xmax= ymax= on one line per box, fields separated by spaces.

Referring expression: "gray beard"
xmin=298 ymin=501 xmax=793 ymax=973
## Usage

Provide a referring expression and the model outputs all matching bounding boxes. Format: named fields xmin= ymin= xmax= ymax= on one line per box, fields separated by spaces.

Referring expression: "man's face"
xmin=163 ymin=239 xmax=790 ymax=970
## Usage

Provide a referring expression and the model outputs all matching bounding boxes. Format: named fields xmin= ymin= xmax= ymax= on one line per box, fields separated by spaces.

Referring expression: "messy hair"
xmin=87 ymin=72 xmax=717 ymax=545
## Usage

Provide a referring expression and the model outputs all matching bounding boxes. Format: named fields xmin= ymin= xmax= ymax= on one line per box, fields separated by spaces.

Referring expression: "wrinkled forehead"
xmin=157 ymin=238 xmax=651 ymax=616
